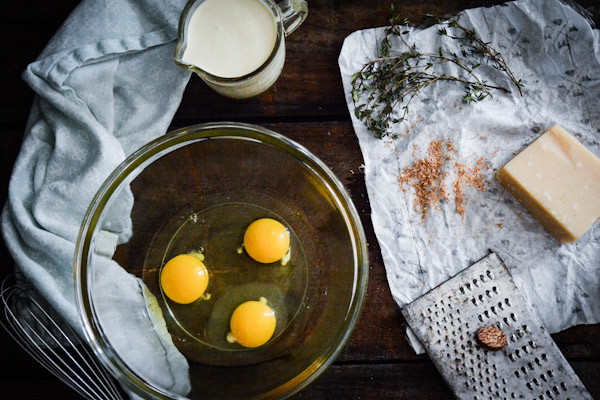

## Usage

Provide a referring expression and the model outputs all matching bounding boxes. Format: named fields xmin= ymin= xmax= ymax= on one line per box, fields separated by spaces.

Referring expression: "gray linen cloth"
xmin=2 ymin=0 xmax=193 ymax=395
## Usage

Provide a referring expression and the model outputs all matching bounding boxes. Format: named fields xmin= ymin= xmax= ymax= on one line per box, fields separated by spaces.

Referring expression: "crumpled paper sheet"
xmin=339 ymin=0 xmax=600 ymax=353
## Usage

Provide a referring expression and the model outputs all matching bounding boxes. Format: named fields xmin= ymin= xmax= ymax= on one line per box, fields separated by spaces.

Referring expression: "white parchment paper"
xmin=338 ymin=0 xmax=600 ymax=353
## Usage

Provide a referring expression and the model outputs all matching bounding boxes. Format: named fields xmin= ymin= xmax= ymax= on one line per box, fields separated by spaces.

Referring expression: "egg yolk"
xmin=160 ymin=254 xmax=209 ymax=304
xmin=228 ymin=298 xmax=276 ymax=348
xmin=243 ymin=218 xmax=290 ymax=263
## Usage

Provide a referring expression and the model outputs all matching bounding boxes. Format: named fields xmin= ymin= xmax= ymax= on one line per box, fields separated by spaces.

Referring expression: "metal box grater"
xmin=402 ymin=252 xmax=593 ymax=400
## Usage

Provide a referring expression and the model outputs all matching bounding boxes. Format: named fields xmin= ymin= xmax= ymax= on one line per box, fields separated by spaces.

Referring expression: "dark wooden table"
xmin=1 ymin=1 xmax=599 ymax=398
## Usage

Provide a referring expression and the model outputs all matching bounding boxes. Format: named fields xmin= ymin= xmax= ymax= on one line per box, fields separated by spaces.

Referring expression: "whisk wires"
xmin=0 ymin=276 xmax=125 ymax=400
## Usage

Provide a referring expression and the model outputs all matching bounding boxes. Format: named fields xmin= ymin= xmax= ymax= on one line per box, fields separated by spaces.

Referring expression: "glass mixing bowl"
xmin=75 ymin=122 xmax=368 ymax=399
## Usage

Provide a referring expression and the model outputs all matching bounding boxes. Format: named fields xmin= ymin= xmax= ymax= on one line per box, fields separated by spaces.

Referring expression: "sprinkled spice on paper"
xmin=454 ymin=158 xmax=488 ymax=216
xmin=398 ymin=139 xmax=488 ymax=220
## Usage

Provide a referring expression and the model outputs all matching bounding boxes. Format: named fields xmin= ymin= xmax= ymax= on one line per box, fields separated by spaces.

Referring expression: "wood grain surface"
xmin=1 ymin=0 xmax=599 ymax=399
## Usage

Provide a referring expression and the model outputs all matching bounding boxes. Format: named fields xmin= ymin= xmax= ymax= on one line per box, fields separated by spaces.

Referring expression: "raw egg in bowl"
xmin=75 ymin=123 xmax=368 ymax=399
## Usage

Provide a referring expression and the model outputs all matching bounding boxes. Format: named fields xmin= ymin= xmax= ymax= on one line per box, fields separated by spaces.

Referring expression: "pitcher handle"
xmin=277 ymin=0 xmax=308 ymax=36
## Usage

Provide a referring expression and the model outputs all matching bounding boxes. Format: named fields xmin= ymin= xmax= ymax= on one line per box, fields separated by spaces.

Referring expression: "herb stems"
xmin=351 ymin=10 xmax=523 ymax=139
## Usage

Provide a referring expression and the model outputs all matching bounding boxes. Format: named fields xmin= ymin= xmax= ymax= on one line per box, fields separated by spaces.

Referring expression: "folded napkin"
xmin=2 ymin=0 xmax=192 ymax=395
xmin=339 ymin=0 xmax=600 ymax=353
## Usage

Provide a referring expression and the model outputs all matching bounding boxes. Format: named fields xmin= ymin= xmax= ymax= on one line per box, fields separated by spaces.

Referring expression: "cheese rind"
xmin=497 ymin=125 xmax=600 ymax=244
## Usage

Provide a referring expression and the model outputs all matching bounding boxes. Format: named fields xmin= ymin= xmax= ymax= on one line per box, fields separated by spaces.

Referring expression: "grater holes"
xmin=480 ymin=274 xmax=486 ymax=282
xmin=560 ymin=382 xmax=567 ymax=390
xmin=492 ymin=286 xmax=498 ymax=294
xmin=473 ymin=278 xmax=479 ymax=287
xmin=527 ymin=362 xmax=534 ymax=370
xmin=535 ymin=357 xmax=541 ymax=366
xmin=522 ymin=345 xmax=530 ymax=354
xmin=533 ymin=378 xmax=540 ymax=386
xmin=466 ymin=283 xmax=472 ymax=291
xmin=486 ymin=270 xmax=492 ymax=279
xmin=523 ymin=324 xmax=531 ymax=333
xmin=547 ymin=370 xmax=554 ymax=377
xmin=552 ymin=386 xmax=559 ymax=394
xmin=510 ymin=312 xmax=517 ymax=322
xmin=485 ymin=289 xmax=491 ymax=298
xmin=484 ymin=310 xmax=490 ymax=319
xmin=504 ymin=298 xmax=511 ymax=307
xmin=460 ymin=287 xmax=466 ymax=294
xmin=529 ymin=340 xmax=537 ymax=349
xmin=498 ymin=301 xmax=504 ymax=310
xmin=490 ymin=306 xmax=497 ymax=314
xmin=516 ymin=329 xmax=523 ymax=338
xmin=503 ymin=317 xmax=510 ymax=326
xmin=545 ymin=390 xmax=553 ymax=399
xmin=473 ymin=298 xmax=478 ymax=306
xmin=541 ymin=353 xmax=548 ymax=361
xmin=514 ymin=371 xmax=520 ymax=378
xmin=520 ymin=366 xmax=527 ymax=374
xmin=540 ymin=373 xmax=547 ymax=381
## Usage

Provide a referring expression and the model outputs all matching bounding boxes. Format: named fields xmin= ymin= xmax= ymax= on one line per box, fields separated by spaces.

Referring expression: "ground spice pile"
xmin=398 ymin=139 xmax=488 ymax=220
xmin=398 ymin=140 xmax=449 ymax=220
xmin=454 ymin=157 xmax=488 ymax=217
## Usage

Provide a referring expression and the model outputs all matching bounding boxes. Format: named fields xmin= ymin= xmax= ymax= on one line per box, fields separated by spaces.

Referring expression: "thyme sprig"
xmin=351 ymin=9 xmax=523 ymax=139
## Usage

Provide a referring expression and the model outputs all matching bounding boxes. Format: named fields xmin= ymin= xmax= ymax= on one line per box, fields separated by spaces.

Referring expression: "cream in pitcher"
xmin=182 ymin=0 xmax=277 ymax=78
xmin=175 ymin=0 xmax=308 ymax=98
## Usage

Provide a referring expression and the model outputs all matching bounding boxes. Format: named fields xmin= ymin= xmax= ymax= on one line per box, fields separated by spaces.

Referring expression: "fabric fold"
xmin=2 ymin=0 xmax=193 ymax=396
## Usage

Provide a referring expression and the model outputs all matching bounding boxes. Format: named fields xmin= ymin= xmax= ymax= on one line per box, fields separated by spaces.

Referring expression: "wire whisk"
xmin=0 ymin=275 xmax=125 ymax=400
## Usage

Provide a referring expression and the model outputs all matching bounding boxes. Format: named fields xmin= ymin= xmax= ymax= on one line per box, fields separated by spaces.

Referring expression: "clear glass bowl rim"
xmin=74 ymin=122 xmax=369 ymax=399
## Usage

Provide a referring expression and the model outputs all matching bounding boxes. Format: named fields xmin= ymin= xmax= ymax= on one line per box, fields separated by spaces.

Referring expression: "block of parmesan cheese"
xmin=497 ymin=125 xmax=600 ymax=244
